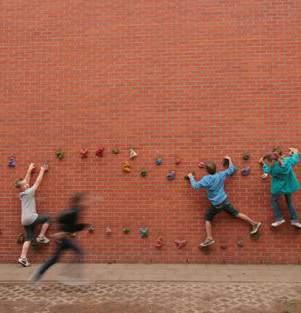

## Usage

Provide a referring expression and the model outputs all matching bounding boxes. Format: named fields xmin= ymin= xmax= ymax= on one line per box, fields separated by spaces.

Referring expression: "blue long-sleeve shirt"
xmin=189 ymin=164 xmax=236 ymax=206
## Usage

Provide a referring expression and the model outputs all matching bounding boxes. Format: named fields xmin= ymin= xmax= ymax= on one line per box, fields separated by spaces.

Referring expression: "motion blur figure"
xmin=31 ymin=192 xmax=89 ymax=282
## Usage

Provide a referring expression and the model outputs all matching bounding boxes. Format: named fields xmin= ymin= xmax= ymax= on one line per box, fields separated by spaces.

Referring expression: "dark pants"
xmin=271 ymin=193 xmax=298 ymax=222
xmin=35 ymin=238 xmax=83 ymax=280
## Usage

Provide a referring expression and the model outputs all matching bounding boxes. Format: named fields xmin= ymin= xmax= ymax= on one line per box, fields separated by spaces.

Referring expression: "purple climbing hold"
xmin=167 ymin=170 xmax=176 ymax=181
xmin=8 ymin=156 xmax=16 ymax=168
xmin=241 ymin=167 xmax=251 ymax=176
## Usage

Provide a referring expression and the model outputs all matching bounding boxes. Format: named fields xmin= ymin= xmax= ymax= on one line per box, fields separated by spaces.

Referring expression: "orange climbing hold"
xmin=122 ymin=161 xmax=131 ymax=173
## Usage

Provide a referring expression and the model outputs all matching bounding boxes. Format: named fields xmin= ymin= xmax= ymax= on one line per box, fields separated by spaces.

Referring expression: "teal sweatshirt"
xmin=263 ymin=153 xmax=300 ymax=195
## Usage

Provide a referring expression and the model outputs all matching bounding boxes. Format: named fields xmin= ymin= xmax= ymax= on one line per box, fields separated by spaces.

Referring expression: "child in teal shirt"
xmin=262 ymin=147 xmax=301 ymax=228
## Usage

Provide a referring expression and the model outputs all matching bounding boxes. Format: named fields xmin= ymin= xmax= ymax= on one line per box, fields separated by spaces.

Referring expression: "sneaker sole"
xmin=200 ymin=241 xmax=215 ymax=248
xmin=18 ymin=261 xmax=30 ymax=267
xmin=250 ymin=223 xmax=262 ymax=235
xmin=271 ymin=221 xmax=285 ymax=227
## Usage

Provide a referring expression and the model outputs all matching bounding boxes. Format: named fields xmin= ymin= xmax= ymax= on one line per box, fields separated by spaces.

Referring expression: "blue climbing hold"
xmin=139 ymin=227 xmax=149 ymax=238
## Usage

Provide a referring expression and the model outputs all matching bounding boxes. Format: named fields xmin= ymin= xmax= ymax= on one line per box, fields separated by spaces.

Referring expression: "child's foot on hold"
xmin=200 ymin=238 xmax=215 ymax=248
xmin=271 ymin=219 xmax=285 ymax=227
xmin=36 ymin=235 xmax=50 ymax=244
xmin=250 ymin=222 xmax=262 ymax=235
xmin=18 ymin=257 xmax=31 ymax=267
xmin=291 ymin=221 xmax=301 ymax=229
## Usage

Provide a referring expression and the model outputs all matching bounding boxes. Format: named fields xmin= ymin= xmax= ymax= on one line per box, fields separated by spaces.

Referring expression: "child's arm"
xmin=221 ymin=156 xmax=236 ymax=177
xmin=259 ymin=157 xmax=269 ymax=179
xmin=286 ymin=148 xmax=300 ymax=167
xmin=24 ymin=163 xmax=35 ymax=184
xmin=31 ymin=163 xmax=48 ymax=192
xmin=187 ymin=173 xmax=207 ymax=190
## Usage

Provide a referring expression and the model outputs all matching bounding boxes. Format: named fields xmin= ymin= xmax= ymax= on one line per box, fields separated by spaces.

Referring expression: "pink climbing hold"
xmin=105 ymin=226 xmax=112 ymax=235
xmin=241 ymin=167 xmax=251 ymax=176
xmin=174 ymin=239 xmax=187 ymax=249
xmin=80 ymin=148 xmax=89 ymax=159
xmin=167 ymin=170 xmax=176 ymax=181
xmin=155 ymin=237 xmax=164 ymax=249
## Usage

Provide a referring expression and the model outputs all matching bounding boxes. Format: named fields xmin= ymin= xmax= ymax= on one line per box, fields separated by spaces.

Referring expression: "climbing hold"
xmin=122 ymin=161 xmax=131 ymax=173
xmin=80 ymin=148 xmax=89 ymax=159
xmin=198 ymin=162 xmax=206 ymax=168
xmin=122 ymin=227 xmax=131 ymax=234
xmin=242 ymin=153 xmax=250 ymax=161
xmin=175 ymin=158 xmax=182 ymax=165
xmin=174 ymin=239 xmax=187 ymax=249
xmin=139 ymin=227 xmax=149 ymax=238
xmin=140 ymin=169 xmax=148 ymax=177
xmin=87 ymin=225 xmax=95 ymax=233
xmin=155 ymin=158 xmax=162 ymax=166
xmin=237 ymin=240 xmax=244 ymax=247
xmin=155 ymin=237 xmax=164 ymax=249
xmin=241 ymin=167 xmax=251 ymax=176
xmin=105 ymin=226 xmax=112 ymax=235
xmin=167 ymin=170 xmax=176 ymax=181
xmin=220 ymin=244 xmax=227 ymax=250
xmin=8 ymin=155 xmax=16 ymax=168
xmin=55 ymin=150 xmax=64 ymax=160
xmin=112 ymin=148 xmax=120 ymax=155
xmin=16 ymin=233 xmax=25 ymax=244
xmin=95 ymin=147 xmax=105 ymax=157
xmin=223 ymin=158 xmax=229 ymax=168
xmin=129 ymin=148 xmax=138 ymax=159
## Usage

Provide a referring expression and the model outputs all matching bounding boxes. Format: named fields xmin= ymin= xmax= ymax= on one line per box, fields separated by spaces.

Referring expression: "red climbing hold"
xmin=95 ymin=148 xmax=105 ymax=157
xmin=80 ymin=148 xmax=89 ymax=159
xmin=174 ymin=239 xmax=187 ymax=249
xmin=175 ymin=158 xmax=182 ymax=165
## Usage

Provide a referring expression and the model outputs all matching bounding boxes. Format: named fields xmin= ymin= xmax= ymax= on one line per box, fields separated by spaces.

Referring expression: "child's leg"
xmin=205 ymin=220 xmax=213 ymax=240
xmin=39 ymin=223 xmax=50 ymax=237
xmin=20 ymin=241 xmax=31 ymax=259
xmin=237 ymin=213 xmax=257 ymax=226
xmin=36 ymin=215 xmax=50 ymax=238
xmin=271 ymin=194 xmax=284 ymax=221
xmin=285 ymin=193 xmax=299 ymax=222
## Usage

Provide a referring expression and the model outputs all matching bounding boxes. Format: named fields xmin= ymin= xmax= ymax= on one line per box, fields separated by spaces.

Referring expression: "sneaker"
xmin=271 ymin=219 xmax=285 ymax=227
xmin=36 ymin=236 xmax=50 ymax=244
xmin=200 ymin=238 xmax=215 ymax=248
xmin=18 ymin=257 xmax=31 ymax=267
xmin=291 ymin=221 xmax=301 ymax=229
xmin=250 ymin=222 xmax=262 ymax=235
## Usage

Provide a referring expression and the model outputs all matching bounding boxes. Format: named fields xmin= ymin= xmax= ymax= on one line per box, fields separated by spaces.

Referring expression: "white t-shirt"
xmin=19 ymin=187 xmax=38 ymax=226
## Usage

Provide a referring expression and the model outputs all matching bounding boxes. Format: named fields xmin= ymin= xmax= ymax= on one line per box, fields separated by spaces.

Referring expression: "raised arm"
xmin=24 ymin=163 xmax=35 ymax=184
xmin=32 ymin=163 xmax=48 ymax=191
xmin=187 ymin=173 xmax=207 ymax=190
xmin=221 ymin=156 xmax=236 ymax=177
xmin=286 ymin=147 xmax=300 ymax=167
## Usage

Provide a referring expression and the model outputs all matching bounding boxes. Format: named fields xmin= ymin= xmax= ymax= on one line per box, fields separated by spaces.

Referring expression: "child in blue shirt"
xmin=188 ymin=156 xmax=262 ymax=248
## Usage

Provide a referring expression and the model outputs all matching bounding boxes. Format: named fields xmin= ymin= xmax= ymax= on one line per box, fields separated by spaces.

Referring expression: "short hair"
xmin=272 ymin=146 xmax=283 ymax=156
xmin=15 ymin=178 xmax=24 ymax=189
xmin=205 ymin=161 xmax=216 ymax=175
xmin=263 ymin=154 xmax=277 ymax=162
xmin=69 ymin=192 xmax=86 ymax=208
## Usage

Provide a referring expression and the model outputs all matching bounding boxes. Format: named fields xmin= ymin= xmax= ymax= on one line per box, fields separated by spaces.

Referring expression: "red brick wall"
xmin=1 ymin=0 xmax=301 ymax=264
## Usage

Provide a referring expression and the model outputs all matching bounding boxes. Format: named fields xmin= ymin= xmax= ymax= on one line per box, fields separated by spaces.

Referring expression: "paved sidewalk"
xmin=0 ymin=264 xmax=301 ymax=313
xmin=1 ymin=263 xmax=301 ymax=282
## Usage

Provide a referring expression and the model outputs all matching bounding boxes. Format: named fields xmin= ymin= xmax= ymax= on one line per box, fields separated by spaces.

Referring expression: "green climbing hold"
xmin=56 ymin=150 xmax=65 ymax=160
xmin=139 ymin=227 xmax=149 ymax=238
xmin=140 ymin=170 xmax=148 ymax=177
xmin=122 ymin=227 xmax=131 ymax=234
xmin=112 ymin=148 xmax=120 ymax=154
